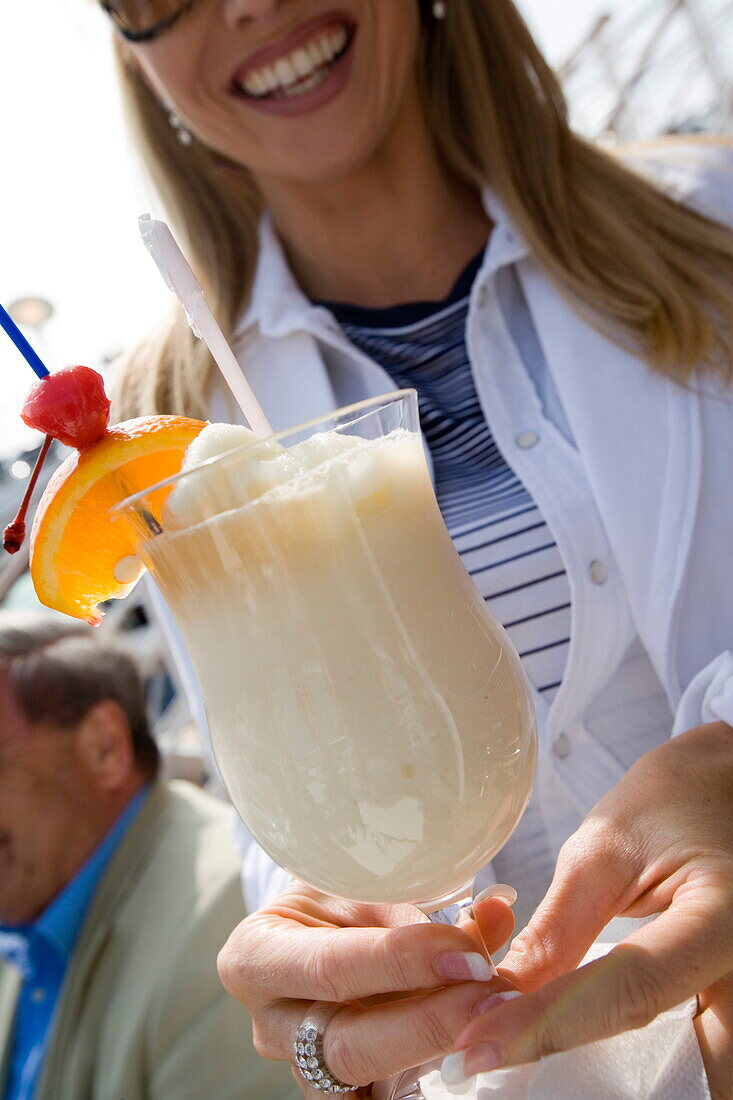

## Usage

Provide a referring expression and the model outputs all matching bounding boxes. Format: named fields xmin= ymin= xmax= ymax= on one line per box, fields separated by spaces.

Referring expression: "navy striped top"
xmin=324 ymin=255 xmax=572 ymax=702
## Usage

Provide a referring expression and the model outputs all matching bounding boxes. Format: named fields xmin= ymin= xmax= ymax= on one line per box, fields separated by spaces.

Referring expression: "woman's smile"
xmin=230 ymin=10 xmax=357 ymax=116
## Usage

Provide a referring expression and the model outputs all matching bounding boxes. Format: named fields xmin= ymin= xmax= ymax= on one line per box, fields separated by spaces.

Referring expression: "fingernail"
xmin=441 ymin=1052 xmax=470 ymax=1086
xmin=434 ymin=951 xmax=495 ymax=982
xmin=472 ymin=989 xmax=523 ymax=1017
xmin=441 ymin=1042 xmax=504 ymax=1085
xmin=473 ymin=884 xmax=518 ymax=908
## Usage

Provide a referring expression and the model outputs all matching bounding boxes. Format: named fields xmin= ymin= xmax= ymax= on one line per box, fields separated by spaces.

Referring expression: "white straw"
xmin=138 ymin=214 xmax=272 ymax=437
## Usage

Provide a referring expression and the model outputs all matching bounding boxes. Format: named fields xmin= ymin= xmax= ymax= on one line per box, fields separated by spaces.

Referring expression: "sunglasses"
xmin=100 ymin=0 xmax=200 ymax=42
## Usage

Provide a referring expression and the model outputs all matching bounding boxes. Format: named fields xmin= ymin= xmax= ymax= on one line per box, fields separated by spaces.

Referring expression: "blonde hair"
xmin=113 ymin=0 xmax=733 ymax=419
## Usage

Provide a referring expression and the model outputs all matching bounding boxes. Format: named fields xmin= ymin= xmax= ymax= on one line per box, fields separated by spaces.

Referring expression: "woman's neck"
xmin=257 ymin=88 xmax=492 ymax=308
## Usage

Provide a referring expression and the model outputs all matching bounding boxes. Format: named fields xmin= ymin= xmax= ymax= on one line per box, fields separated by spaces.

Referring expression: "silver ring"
xmin=294 ymin=1002 xmax=359 ymax=1093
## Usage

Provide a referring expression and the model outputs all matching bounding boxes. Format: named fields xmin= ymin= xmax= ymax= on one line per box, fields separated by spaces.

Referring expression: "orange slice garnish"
xmin=30 ymin=415 xmax=205 ymax=625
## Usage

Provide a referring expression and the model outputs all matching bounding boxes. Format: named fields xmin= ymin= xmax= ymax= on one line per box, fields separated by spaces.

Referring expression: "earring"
xmin=432 ymin=0 xmax=447 ymax=17
xmin=169 ymin=109 xmax=193 ymax=146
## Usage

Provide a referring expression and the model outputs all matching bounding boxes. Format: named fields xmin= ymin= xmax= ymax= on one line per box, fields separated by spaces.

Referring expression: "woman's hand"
xmin=217 ymin=882 xmax=515 ymax=1096
xmin=448 ymin=722 xmax=733 ymax=1097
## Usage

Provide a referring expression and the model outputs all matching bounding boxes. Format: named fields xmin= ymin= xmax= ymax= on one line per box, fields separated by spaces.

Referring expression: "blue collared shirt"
xmin=0 ymin=787 xmax=148 ymax=1100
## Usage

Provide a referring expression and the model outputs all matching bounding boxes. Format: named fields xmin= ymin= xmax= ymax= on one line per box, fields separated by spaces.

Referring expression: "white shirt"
xmin=201 ymin=142 xmax=733 ymax=915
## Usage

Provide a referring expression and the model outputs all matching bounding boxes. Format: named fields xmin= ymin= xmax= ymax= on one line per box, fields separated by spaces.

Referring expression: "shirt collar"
xmin=234 ymin=187 xmax=529 ymax=343
xmin=0 ymin=930 xmax=30 ymax=977
xmin=478 ymin=188 xmax=530 ymax=271
xmin=0 ymin=786 xmax=149 ymax=965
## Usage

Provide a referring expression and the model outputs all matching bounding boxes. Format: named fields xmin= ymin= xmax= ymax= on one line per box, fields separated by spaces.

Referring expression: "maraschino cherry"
xmin=3 ymin=365 xmax=111 ymax=555
xmin=21 ymin=365 xmax=111 ymax=450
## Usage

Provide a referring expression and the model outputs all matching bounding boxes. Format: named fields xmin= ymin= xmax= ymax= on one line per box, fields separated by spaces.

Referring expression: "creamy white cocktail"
xmin=122 ymin=392 xmax=536 ymax=907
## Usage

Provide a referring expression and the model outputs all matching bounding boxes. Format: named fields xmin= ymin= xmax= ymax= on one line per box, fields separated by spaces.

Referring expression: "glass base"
xmin=414 ymin=882 xmax=473 ymax=916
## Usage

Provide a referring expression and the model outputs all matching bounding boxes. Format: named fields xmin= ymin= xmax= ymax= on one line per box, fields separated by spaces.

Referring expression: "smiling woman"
xmin=110 ymin=0 xmax=733 ymax=420
xmin=93 ymin=2 xmax=733 ymax=1099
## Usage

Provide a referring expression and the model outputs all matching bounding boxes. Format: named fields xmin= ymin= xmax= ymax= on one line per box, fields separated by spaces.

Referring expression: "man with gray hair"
xmin=0 ymin=611 xmax=296 ymax=1100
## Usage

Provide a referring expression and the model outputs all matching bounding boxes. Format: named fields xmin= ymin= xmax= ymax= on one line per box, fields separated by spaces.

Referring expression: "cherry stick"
xmin=0 ymin=303 xmax=50 ymax=380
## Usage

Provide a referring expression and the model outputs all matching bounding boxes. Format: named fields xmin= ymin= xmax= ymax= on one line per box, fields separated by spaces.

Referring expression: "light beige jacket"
xmin=0 ymin=781 xmax=298 ymax=1100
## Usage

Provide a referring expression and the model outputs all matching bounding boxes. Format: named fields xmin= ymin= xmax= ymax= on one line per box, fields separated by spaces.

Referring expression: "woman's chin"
xmin=230 ymin=136 xmax=384 ymax=190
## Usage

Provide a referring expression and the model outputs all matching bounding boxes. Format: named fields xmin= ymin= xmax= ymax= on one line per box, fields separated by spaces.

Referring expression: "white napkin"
xmin=420 ymin=929 xmax=710 ymax=1100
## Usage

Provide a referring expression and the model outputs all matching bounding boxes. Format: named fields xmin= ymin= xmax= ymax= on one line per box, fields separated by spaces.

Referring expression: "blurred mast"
xmin=556 ymin=0 xmax=733 ymax=139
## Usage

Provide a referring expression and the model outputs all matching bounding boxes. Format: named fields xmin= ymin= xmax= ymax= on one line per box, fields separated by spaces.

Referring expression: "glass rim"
xmin=112 ymin=388 xmax=417 ymax=518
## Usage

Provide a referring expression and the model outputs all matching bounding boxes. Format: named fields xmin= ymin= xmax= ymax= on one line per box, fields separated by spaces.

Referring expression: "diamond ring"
xmin=294 ymin=1002 xmax=359 ymax=1093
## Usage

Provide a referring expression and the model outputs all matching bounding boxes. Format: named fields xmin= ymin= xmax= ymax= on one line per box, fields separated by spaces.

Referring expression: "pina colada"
xmin=132 ymin=397 xmax=536 ymax=907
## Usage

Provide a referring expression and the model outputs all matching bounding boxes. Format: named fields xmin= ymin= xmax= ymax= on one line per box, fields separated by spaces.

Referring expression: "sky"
xmin=0 ymin=0 xmax=719 ymax=456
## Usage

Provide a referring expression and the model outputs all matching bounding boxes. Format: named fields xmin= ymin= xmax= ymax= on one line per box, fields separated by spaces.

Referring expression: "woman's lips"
xmin=229 ymin=12 xmax=356 ymax=116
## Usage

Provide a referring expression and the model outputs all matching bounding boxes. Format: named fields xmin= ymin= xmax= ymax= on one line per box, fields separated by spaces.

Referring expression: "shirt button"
xmin=477 ymin=286 xmax=489 ymax=308
xmin=516 ymin=431 xmax=539 ymax=449
xmin=553 ymin=733 xmax=571 ymax=759
xmin=589 ymin=559 xmax=609 ymax=585
xmin=30 ymin=988 xmax=46 ymax=1004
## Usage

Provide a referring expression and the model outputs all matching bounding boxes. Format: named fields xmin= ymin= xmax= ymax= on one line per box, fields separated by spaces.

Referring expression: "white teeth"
xmin=250 ymin=65 xmax=278 ymax=95
xmin=308 ymin=40 xmax=326 ymax=66
xmin=292 ymin=48 xmax=313 ymax=78
xmin=280 ymin=68 xmax=328 ymax=98
xmin=248 ymin=71 xmax=267 ymax=95
xmin=238 ymin=24 xmax=350 ymax=98
xmin=263 ymin=66 xmax=280 ymax=92
xmin=275 ymin=57 xmax=297 ymax=85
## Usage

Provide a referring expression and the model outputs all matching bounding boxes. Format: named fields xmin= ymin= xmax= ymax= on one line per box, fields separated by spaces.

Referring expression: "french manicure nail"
xmin=472 ymin=989 xmax=523 ymax=1017
xmin=441 ymin=1052 xmax=469 ymax=1086
xmin=441 ymin=1042 xmax=504 ymax=1085
xmin=473 ymin=884 xmax=518 ymax=908
xmin=434 ymin=951 xmax=495 ymax=982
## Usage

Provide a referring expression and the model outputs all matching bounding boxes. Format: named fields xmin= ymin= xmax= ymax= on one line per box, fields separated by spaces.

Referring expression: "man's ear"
xmin=75 ymin=700 xmax=136 ymax=792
